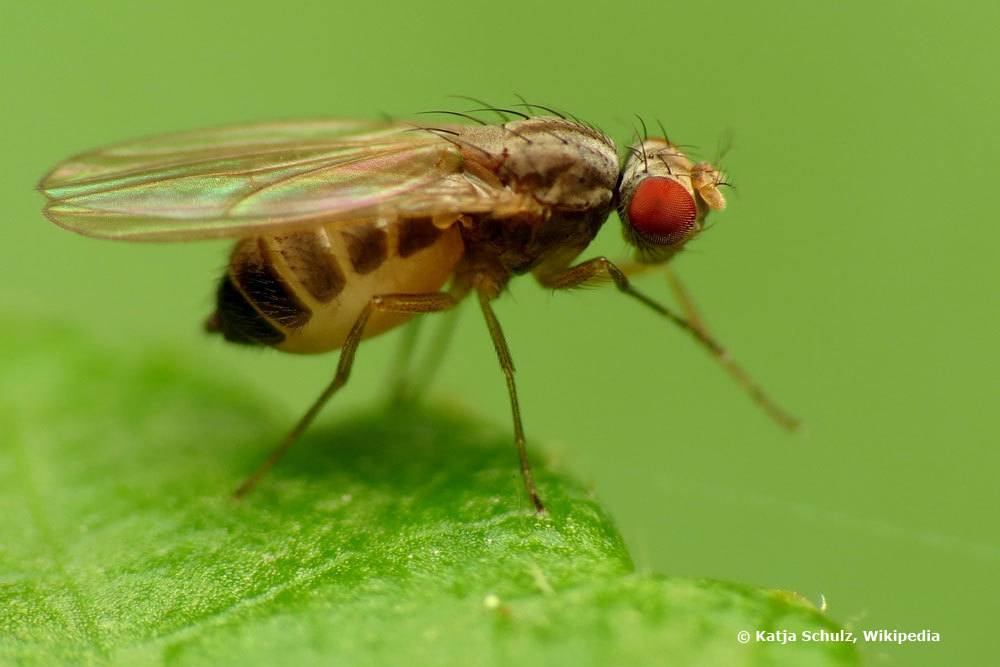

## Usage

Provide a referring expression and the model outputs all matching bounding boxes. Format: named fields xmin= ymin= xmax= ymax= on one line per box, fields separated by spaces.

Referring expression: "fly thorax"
xmin=460 ymin=118 xmax=619 ymax=212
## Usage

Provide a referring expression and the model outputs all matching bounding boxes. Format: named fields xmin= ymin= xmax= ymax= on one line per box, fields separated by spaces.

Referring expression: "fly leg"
xmin=663 ymin=267 xmax=709 ymax=339
xmin=477 ymin=288 xmax=545 ymax=513
xmin=536 ymin=257 xmax=799 ymax=431
xmin=389 ymin=305 xmax=463 ymax=405
xmin=234 ymin=292 xmax=459 ymax=498
xmin=618 ymin=262 xmax=710 ymax=336
xmin=387 ymin=316 xmax=425 ymax=404
xmin=610 ymin=262 xmax=708 ymax=338
xmin=410 ymin=306 xmax=462 ymax=401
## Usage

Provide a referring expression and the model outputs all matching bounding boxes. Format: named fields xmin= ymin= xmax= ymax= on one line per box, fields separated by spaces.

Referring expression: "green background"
xmin=3 ymin=1 xmax=996 ymax=664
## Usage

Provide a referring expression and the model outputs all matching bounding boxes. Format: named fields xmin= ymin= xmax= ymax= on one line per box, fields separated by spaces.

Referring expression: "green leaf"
xmin=0 ymin=320 xmax=859 ymax=666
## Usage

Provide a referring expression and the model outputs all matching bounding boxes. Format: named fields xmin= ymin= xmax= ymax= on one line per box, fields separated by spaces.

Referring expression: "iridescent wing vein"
xmin=38 ymin=118 xmax=503 ymax=241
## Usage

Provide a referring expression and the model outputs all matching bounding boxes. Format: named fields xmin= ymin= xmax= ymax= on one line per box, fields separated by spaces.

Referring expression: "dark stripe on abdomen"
xmin=397 ymin=218 xmax=442 ymax=257
xmin=342 ymin=224 xmax=388 ymax=274
xmin=232 ymin=241 xmax=311 ymax=329
xmin=214 ymin=276 xmax=285 ymax=345
xmin=270 ymin=232 xmax=346 ymax=302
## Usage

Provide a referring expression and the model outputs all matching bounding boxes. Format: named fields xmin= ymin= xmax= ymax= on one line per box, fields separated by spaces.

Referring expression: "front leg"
xmin=613 ymin=261 xmax=710 ymax=338
xmin=536 ymin=257 xmax=799 ymax=431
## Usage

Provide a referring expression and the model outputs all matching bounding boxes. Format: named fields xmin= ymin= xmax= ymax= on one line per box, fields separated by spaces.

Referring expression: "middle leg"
xmin=235 ymin=292 xmax=458 ymax=497
xmin=476 ymin=288 xmax=545 ymax=513
xmin=387 ymin=315 xmax=425 ymax=404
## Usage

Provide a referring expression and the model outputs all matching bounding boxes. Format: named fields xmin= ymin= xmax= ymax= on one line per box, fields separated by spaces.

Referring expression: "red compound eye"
xmin=626 ymin=177 xmax=697 ymax=245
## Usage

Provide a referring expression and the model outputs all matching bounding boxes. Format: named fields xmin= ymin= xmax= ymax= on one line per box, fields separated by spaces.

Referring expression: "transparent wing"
xmin=38 ymin=118 xmax=502 ymax=241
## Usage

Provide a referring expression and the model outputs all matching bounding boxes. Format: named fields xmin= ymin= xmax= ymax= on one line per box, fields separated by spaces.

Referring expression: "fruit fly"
xmin=38 ymin=106 xmax=797 ymax=512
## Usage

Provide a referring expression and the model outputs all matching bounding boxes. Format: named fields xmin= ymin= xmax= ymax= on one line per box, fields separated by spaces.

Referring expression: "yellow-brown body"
xmin=39 ymin=111 xmax=792 ymax=513
xmin=212 ymin=218 xmax=464 ymax=353
xmin=208 ymin=117 xmax=622 ymax=353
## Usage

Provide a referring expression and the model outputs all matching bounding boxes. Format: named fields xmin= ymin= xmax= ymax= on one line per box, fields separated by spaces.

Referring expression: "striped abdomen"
xmin=208 ymin=218 xmax=464 ymax=353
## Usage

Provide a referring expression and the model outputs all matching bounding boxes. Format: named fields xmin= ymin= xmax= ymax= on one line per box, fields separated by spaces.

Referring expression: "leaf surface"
xmin=0 ymin=321 xmax=859 ymax=666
